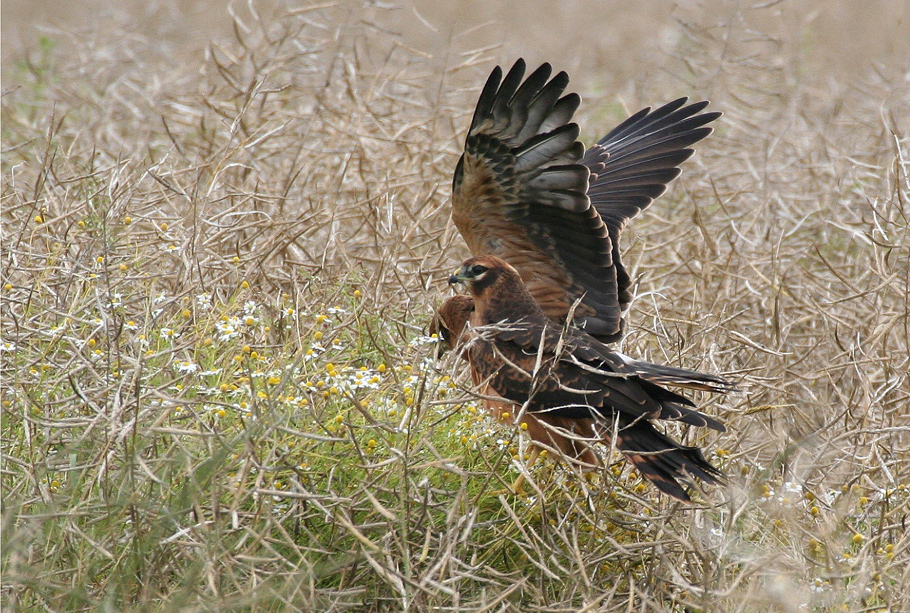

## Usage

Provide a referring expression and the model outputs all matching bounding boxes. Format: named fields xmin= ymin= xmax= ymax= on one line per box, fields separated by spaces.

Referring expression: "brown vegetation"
xmin=2 ymin=1 xmax=908 ymax=610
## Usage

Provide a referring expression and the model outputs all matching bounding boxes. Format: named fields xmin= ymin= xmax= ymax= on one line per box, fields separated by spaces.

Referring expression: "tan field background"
xmin=3 ymin=1 xmax=909 ymax=611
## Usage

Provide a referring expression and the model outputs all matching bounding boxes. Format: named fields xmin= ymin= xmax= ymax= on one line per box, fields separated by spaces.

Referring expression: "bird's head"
xmin=448 ymin=255 xmax=517 ymax=297
xmin=429 ymin=295 xmax=474 ymax=357
xmin=448 ymin=255 xmax=540 ymax=325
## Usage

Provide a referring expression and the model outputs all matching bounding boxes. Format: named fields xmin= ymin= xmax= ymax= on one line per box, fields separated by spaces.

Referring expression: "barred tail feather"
xmin=614 ymin=419 xmax=723 ymax=501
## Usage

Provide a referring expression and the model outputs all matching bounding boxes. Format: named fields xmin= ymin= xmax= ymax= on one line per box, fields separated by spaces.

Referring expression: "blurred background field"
xmin=2 ymin=1 xmax=909 ymax=611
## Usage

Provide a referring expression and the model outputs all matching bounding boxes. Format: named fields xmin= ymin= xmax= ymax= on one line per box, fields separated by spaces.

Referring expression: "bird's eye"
xmin=470 ymin=264 xmax=488 ymax=276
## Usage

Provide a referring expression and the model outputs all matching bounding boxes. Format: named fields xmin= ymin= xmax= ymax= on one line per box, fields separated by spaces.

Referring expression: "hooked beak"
xmin=448 ymin=265 xmax=468 ymax=285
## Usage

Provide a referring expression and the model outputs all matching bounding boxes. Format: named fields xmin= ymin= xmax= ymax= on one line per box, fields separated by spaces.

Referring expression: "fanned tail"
xmin=612 ymin=417 xmax=723 ymax=501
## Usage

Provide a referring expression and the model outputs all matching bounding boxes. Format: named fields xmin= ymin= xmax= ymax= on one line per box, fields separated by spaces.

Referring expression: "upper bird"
xmin=451 ymin=58 xmax=720 ymax=343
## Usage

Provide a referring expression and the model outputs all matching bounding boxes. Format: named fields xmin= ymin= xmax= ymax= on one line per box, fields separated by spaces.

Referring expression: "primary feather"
xmin=452 ymin=59 xmax=720 ymax=343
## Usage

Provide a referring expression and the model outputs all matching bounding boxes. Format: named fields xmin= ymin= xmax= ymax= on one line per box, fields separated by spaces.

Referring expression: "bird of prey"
xmin=431 ymin=295 xmax=599 ymax=473
xmin=451 ymin=58 xmax=720 ymax=343
xmin=435 ymin=59 xmax=725 ymax=496
xmin=448 ymin=255 xmax=730 ymax=501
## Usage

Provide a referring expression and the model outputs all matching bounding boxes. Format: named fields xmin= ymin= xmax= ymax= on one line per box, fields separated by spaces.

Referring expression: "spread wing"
xmin=452 ymin=59 xmax=720 ymax=343
xmin=581 ymin=99 xmax=721 ymax=335
xmin=452 ymin=59 xmax=618 ymax=341
xmin=471 ymin=316 xmax=725 ymax=429
xmin=468 ymin=322 xmax=724 ymax=500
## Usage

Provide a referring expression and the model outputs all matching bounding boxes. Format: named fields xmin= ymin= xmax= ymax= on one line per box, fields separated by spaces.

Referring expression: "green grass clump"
xmin=1 ymin=260 xmax=680 ymax=609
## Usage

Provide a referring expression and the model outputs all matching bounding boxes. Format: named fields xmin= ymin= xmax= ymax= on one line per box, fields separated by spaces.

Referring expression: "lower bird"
xmin=431 ymin=295 xmax=600 ymax=479
xmin=444 ymin=255 xmax=732 ymax=501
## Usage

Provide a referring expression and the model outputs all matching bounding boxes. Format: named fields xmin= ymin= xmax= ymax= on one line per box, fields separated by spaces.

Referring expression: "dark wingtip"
xmin=470 ymin=64 xmax=505 ymax=131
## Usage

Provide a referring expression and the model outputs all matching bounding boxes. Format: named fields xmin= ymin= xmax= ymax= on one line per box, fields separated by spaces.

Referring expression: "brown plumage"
xmin=449 ymin=255 xmax=731 ymax=501
xmin=432 ymin=295 xmax=600 ymax=470
xmin=435 ymin=59 xmax=726 ymax=496
xmin=430 ymin=295 xmax=474 ymax=359
xmin=452 ymin=59 xmax=720 ymax=343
